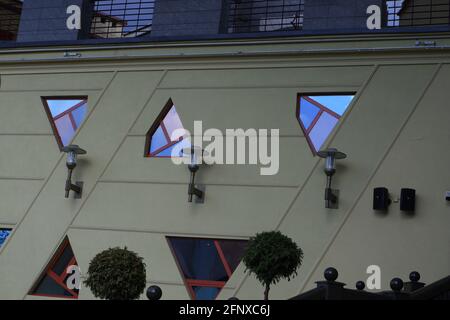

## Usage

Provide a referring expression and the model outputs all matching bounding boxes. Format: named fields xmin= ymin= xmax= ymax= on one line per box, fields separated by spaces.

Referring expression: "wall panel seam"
xmin=69 ymin=225 xmax=251 ymax=239
xmin=0 ymin=71 xmax=118 ymax=259
xmin=297 ymin=63 xmax=443 ymax=294
xmin=6 ymin=71 xmax=119 ymax=300
xmin=51 ymin=70 xmax=170 ymax=264
xmin=231 ymin=64 xmax=380 ymax=297
xmin=95 ymin=180 xmax=299 ymax=188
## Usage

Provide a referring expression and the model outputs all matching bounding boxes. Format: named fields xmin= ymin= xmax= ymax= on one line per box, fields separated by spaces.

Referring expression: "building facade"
xmin=0 ymin=0 xmax=449 ymax=300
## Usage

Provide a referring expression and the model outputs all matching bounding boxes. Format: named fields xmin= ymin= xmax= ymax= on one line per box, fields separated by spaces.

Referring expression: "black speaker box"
xmin=400 ymin=188 xmax=416 ymax=212
xmin=373 ymin=187 xmax=390 ymax=211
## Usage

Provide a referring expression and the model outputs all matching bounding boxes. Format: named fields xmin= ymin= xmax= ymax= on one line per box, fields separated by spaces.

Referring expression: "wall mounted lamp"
xmin=62 ymin=144 xmax=86 ymax=199
xmin=180 ymin=146 xmax=208 ymax=203
xmin=317 ymin=148 xmax=347 ymax=209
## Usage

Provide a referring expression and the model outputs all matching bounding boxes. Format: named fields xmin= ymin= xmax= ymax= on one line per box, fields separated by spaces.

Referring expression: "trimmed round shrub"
xmin=84 ymin=247 xmax=146 ymax=300
xmin=243 ymin=231 xmax=303 ymax=300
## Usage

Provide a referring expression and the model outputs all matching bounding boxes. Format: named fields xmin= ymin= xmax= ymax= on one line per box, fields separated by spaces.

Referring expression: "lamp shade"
xmin=317 ymin=148 xmax=347 ymax=160
xmin=62 ymin=144 xmax=87 ymax=155
xmin=180 ymin=146 xmax=208 ymax=165
xmin=62 ymin=145 xmax=87 ymax=168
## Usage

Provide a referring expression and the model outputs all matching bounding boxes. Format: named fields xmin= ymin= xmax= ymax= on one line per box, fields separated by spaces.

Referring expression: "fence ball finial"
xmin=356 ymin=281 xmax=365 ymax=291
xmin=324 ymin=267 xmax=338 ymax=282
xmin=390 ymin=278 xmax=404 ymax=292
xmin=409 ymin=271 xmax=421 ymax=283
xmin=146 ymin=285 xmax=162 ymax=300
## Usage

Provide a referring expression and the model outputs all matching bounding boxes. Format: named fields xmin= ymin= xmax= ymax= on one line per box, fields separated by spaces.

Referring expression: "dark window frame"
xmin=144 ymin=98 xmax=185 ymax=158
xmin=0 ymin=0 xmax=22 ymax=41
xmin=296 ymin=92 xmax=356 ymax=155
xmin=90 ymin=0 xmax=155 ymax=39
xmin=29 ymin=237 xmax=79 ymax=299
xmin=0 ymin=227 xmax=13 ymax=248
xmin=41 ymin=96 xmax=88 ymax=151
xmin=166 ymin=236 xmax=248 ymax=300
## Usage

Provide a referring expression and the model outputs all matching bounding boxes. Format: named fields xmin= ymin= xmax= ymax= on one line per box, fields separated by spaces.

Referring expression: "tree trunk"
xmin=264 ymin=284 xmax=270 ymax=300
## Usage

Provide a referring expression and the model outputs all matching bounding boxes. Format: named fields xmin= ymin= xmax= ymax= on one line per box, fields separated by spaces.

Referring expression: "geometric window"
xmin=296 ymin=94 xmax=354 ymax=154
xmin=167 ymin=237 xmax=248 ymax=300
xmin=42 ymin=97 xmax=88 ymax=150
xmin=29 ymin=237 xmax=79 ymax=299
xmin=144 ymin=98 xmax=190 ymax=158
xmin=0 ymin=228 xmax=12 ymax=249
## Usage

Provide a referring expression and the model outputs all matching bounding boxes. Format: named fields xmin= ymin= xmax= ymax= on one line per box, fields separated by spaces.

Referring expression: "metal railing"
xmin=226 ymin=0 xmax=450 ymax=34
xmin=386 ymin=0 xmax=450 ymax=27
xmin=227 ymin=0 xmax=305 ymax=33
xmin=291 ymin=268 xmax=450 ymax=300
xmin=0 ymin=0 xmax=22 ymax=41
xmin=90 ymin=0 xmax=155 ymax=38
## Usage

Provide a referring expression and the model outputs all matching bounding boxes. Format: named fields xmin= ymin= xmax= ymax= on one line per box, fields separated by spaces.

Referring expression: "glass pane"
xmin=163 ymin=106 xmax=184 ymax=142
xmin=192 ymin=286 xmax=221 ymax=300
xmin=47 ymin=100 xmax=84 ymax=118
xmin=217 ymin=240 xmax=248 ymax=273
xmin=71 ymin=103 xmax=88 ymax=128
xmin=33 ymin=275 xmax=73 ymax=297
xmin=55 ymin=115 xmax=75 ymax=147
xmin=308 ymin=95 xmax=354 ymax=116
xmin=150 ymin=126 xmax=168 ymax=154
xmin=154 ymin=139 xmax=191 ymax=158
xmin=169 ymin=238 xmax=228 ymax=282
xmin=154 ymin=143 xmax=176 ymax=157
xmin=299 ymin=98 xmax=320 ymax=129
xmin=309 ymin=112 xmax=339 ymax=152
xmin=51 ymin=244 xmax=75 ymax=276
xmin=0 ymin=229 xmax=12 ymax=248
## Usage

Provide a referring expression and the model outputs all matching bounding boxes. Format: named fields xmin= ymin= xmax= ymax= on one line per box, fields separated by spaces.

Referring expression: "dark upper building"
xmin=0 ymin=0 xmax=22 ymax=40
xmin=0 ymin=0 xmax=448 ymax=45
xmin=399 ymin=0 xmax=450 ymax=26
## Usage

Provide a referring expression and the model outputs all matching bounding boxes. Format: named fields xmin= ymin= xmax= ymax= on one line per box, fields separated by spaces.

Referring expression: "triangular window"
xmin=42 ymin=97 xmax=88 ymax=149
xmin=30 ymin=237 xmax=79 ymax=299
xmin=297 ymin=94 xmax=354 ymax=154
xmin=145 ymin=99 xmax=190 ymax=158
xmin=0 ymin=228 xmax=12 ymax=249
xmin=167 ymin=237 xmax=248 ymax=300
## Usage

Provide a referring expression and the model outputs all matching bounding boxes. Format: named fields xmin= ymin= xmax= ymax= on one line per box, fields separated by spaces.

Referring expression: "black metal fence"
xmin=385 ymin=0 xmax=448 ymax=27
xmin=227 ymin=0 xmax=305 ymax=33
xmin=227 ymin=0 xmax=450 ymax=34
xmin=90 ymin=0 xmax=155 ymax=38
xmin=291 ymin=268 xmax=450 ymax=300
xmin=0 ymin=0 xmax=22 ymax=40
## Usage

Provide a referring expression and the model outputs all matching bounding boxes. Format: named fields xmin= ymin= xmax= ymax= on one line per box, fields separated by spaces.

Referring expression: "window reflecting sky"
xmin=94 ymin=0 xmax=154 ymax=31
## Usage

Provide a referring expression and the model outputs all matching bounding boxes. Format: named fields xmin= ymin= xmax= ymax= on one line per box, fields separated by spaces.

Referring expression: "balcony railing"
xmin=227 ymin=0 xmax=305 ymax=33
xmin=386 ymin=0 xmax=449 ymax=27
xmin=90 ymin=0 xmax=155 ymax=38
xmin=226 ymin=0 xmax=450 ymax=34
xmin=291 ymin=268 xmax=450 ymax=300
xmin=0 ymin=0 xmax=22 ymax=41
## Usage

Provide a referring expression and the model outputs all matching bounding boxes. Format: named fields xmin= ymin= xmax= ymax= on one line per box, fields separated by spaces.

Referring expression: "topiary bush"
xmin=84 ymin=247 xmax=146 ymax=300
xmin=243 ymin=231 xmax=303 ymax=300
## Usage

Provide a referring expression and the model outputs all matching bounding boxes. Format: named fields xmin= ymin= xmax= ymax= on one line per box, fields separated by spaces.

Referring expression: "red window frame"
xmin=30 ymin=237 xmax=79 ymax=299
xmin=42 ymin=96 xmax=88 ymax=150
xmin=167 ymin=237 xmax=246 ymax=300
xmin=296 ymin=93 xmax=354 ymax=155
xmin=144 ymin=98 xmax=185 ymax=158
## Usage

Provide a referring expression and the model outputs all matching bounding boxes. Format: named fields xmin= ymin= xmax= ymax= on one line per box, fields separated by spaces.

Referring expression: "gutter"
xmin=0 ymin=43 xmax=449 ymax=65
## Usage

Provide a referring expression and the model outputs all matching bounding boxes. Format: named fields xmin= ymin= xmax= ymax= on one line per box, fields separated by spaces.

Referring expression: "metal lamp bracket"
xmin=325 ymin=188 xmax=339 ymax=209
xmin=68 ymin=181 xmax=84 ymax=199
xmin=193 ymin=184 xmax=206 ymax=204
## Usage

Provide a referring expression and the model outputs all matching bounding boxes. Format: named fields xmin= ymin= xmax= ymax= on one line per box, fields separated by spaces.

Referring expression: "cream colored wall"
xmin=0 ymin=35 xmax=449 ymax=300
